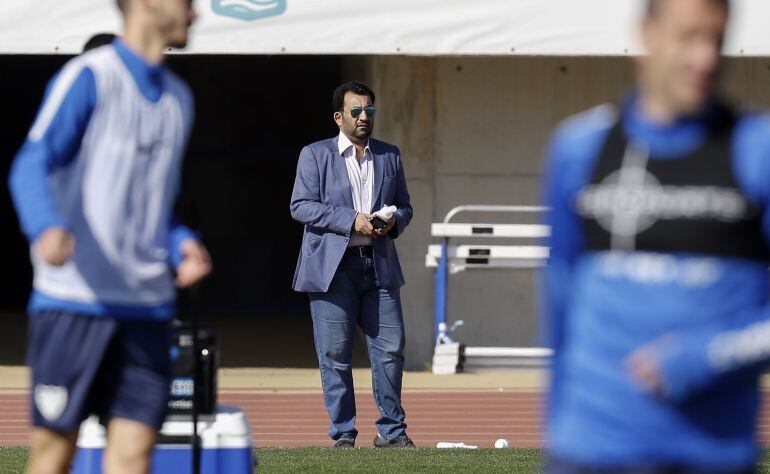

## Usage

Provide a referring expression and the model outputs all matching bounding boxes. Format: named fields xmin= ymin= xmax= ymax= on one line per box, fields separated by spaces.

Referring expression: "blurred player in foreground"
xmin=8 ymin=0 xmax=209 ymax=473
xmin=543 ymin=0 xmax=770 ymax=472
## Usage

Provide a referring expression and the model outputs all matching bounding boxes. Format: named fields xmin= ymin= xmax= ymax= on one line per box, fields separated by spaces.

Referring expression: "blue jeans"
xmin=309 ymin=253 xmax=407 ymax=442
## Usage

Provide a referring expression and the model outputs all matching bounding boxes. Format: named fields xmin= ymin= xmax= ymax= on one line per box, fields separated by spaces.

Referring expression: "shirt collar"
xmin=337 ymin=131 xmax=371 ymax=158
xmin=623 ymin=90 xmax=716 ymax=132
xmin=112 ymin=38 xmax=165 ymax=103
xmin=619 ymin=90 xmax=720 ymax=158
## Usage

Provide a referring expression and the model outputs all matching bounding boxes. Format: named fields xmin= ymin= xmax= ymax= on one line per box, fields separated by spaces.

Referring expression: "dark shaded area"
xmin=169 ymin=54 xmax=340 ymax=317
xmin=0 ymin=56 xmax=66 ymax=311
xmin=0 ymin=54 xmax=370 ymax=368
xmin=0 ymin=310 xmax=371 ymax=367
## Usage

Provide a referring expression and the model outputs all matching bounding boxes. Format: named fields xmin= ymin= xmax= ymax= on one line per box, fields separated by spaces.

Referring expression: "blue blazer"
xmin=290 ymin=136 xmax=413 ymax=293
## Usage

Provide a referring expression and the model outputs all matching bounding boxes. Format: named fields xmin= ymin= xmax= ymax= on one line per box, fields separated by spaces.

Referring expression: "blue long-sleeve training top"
xmin=8 ymin=39 xmax=197 ymax=319
xmin=543 ymin=93 xmax=770 ymax=470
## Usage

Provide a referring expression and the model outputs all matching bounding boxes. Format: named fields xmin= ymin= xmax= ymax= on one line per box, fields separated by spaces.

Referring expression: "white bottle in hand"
xmin=371 ymin=205 xmax=397 ymax=230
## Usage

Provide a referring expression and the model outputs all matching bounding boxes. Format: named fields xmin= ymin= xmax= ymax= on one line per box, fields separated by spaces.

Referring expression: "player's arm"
xmin=290 ymin=145 xmax=358 ymax=236
xmin=541 ymin=146 xmax=578 ymax=354
xmin=169 ymin=216 xmax=211 ymax=288
xmin=540 ymin=125 xmax=590 ymax=427
xmin=627 ymin=115 xmax=770 ymax=401
xmin=626 ymin=297 xmax=770 ymax=402
xmin=8 ymin=64 xmax=97 ymax=265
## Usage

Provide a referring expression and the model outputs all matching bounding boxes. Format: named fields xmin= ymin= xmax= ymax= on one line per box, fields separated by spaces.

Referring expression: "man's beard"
xmin=353 ymin=127 xmax=372 ymax=140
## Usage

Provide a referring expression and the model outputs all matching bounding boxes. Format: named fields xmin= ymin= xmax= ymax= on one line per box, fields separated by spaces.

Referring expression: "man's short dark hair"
xmin=116 ymin=0 xmax=128 ymax=13
xmin=83 ymin=33 xmax=116 ymax=53
xmin=647 ymin=0 xmax=729 ymax=18
xmin=332 ymin=81 xmax=375 ymax=112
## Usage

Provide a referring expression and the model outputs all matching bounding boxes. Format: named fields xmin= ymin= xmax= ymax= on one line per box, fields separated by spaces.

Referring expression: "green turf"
xmin=257 ymin=447 xmax=544 ymax=473
xmin=0 ymin=447 xmax=29 ymax=474
xmin=1 ymin=447 xmax=770 ymax=473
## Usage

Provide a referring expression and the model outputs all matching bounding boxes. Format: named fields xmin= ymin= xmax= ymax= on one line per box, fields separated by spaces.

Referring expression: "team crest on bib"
xmin=577 ymin=169 xmax=748 ymax=236
xmin=34 ymin=384 xmax=68 ymax=421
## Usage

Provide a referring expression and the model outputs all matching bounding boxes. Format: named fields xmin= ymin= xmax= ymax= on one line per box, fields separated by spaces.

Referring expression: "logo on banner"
xmin=211 ymin=0 xmax=286 ymax=21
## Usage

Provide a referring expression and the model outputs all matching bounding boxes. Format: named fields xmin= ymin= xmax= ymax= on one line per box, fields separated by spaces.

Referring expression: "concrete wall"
xmin=341 ymin=55 xmax=770 ymax=370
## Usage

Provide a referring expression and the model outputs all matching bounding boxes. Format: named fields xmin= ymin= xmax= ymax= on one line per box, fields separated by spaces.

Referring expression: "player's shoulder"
xmin=64 ymin=45 xmax=125 ymax=94
xmin=552 ymin=104 xmax=617 ymax=151
xmin=731 ymin=111 xmax=770 ymax=198
xmin=75 ymin=44 xmax=120 ymax=75
xmin=49 ymin=52 xmax=98 ymax=90
xmin=163 ymin=69 xmax=193 ymax=107
xmin=734 ymin=110 xmax=770 ymax=144
xmin=546 ymin=104 xmax=617 ymax=173
xmin=34 ymin=53 xmax=97 ymax=114
xmin=733 ymin=110 xmax=770 ymax=168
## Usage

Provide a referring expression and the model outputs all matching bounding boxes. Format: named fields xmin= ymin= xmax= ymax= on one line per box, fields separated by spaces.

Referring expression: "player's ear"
xmin=333 ymin=111 xmax=343 ymax=128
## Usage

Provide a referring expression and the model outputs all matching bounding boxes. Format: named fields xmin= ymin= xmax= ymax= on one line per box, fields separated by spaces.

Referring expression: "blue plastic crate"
xmin=71 ymin=406 xmax=255 ymax=474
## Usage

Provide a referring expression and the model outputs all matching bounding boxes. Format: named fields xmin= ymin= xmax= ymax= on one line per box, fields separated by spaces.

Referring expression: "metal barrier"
xmin=426 ymin=205 xmax=553 ymax=374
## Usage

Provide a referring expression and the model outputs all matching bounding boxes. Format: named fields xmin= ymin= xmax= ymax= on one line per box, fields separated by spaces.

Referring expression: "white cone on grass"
xmin=436 ymin=442 xmax=478 ymax=449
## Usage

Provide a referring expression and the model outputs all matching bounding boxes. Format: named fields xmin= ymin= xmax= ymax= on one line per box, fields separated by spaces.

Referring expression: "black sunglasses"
xmin=350 ymin=106 xmax=376 ymax=118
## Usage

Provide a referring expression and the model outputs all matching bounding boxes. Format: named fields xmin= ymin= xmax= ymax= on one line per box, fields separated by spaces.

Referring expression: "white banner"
xmin=0 ymin=0 xmax=764 ymax=56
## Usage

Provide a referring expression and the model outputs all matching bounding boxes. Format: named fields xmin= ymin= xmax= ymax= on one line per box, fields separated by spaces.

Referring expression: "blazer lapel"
xmin=330 ymin=137 xmax=355 ymax=208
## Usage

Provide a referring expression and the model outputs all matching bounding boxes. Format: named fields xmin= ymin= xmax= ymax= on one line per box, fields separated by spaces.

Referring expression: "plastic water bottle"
xmin=374 ymin=205 xmax=397 ymax=221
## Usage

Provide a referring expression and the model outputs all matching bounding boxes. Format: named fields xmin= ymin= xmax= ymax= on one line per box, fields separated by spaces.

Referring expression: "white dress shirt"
xmin=338 ymin=131 xmax=374 ymax=247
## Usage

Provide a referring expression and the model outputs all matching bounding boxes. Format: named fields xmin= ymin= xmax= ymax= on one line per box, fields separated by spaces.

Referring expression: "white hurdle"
xmin=427 ymin=205 xmax=553 ymax=374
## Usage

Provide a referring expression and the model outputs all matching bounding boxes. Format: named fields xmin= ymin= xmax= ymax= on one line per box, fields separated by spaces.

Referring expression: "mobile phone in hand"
xmin=371 ymin=216 xmax=389 ymax=230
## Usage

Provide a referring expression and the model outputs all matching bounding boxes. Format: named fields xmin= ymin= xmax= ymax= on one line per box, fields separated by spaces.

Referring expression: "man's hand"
xmin=353 ymin=213 xmax=379 ymax=238
xmin=176 ymin=239 xmax=212 ymax=288
xmin=625 ymin=345 xmax=665 ymax=396
xmin=373 ymin=216 xmax=396 ymax=238
xmin=35 ymin=227 xmax=75 ymax=266
xmin=625 ymin=333 xmax=681 ymax=397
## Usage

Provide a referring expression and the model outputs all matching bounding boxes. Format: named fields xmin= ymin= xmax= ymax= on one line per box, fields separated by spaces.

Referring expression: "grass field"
xmin=2 ymin=447 xmax=770 ymax=473
xmin=0 ymin=447 xmax=541 ymax=473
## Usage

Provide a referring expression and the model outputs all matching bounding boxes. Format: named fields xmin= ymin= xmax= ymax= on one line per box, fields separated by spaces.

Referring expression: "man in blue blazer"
xmin=290 ymin=81 xmax=414 ymax=448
